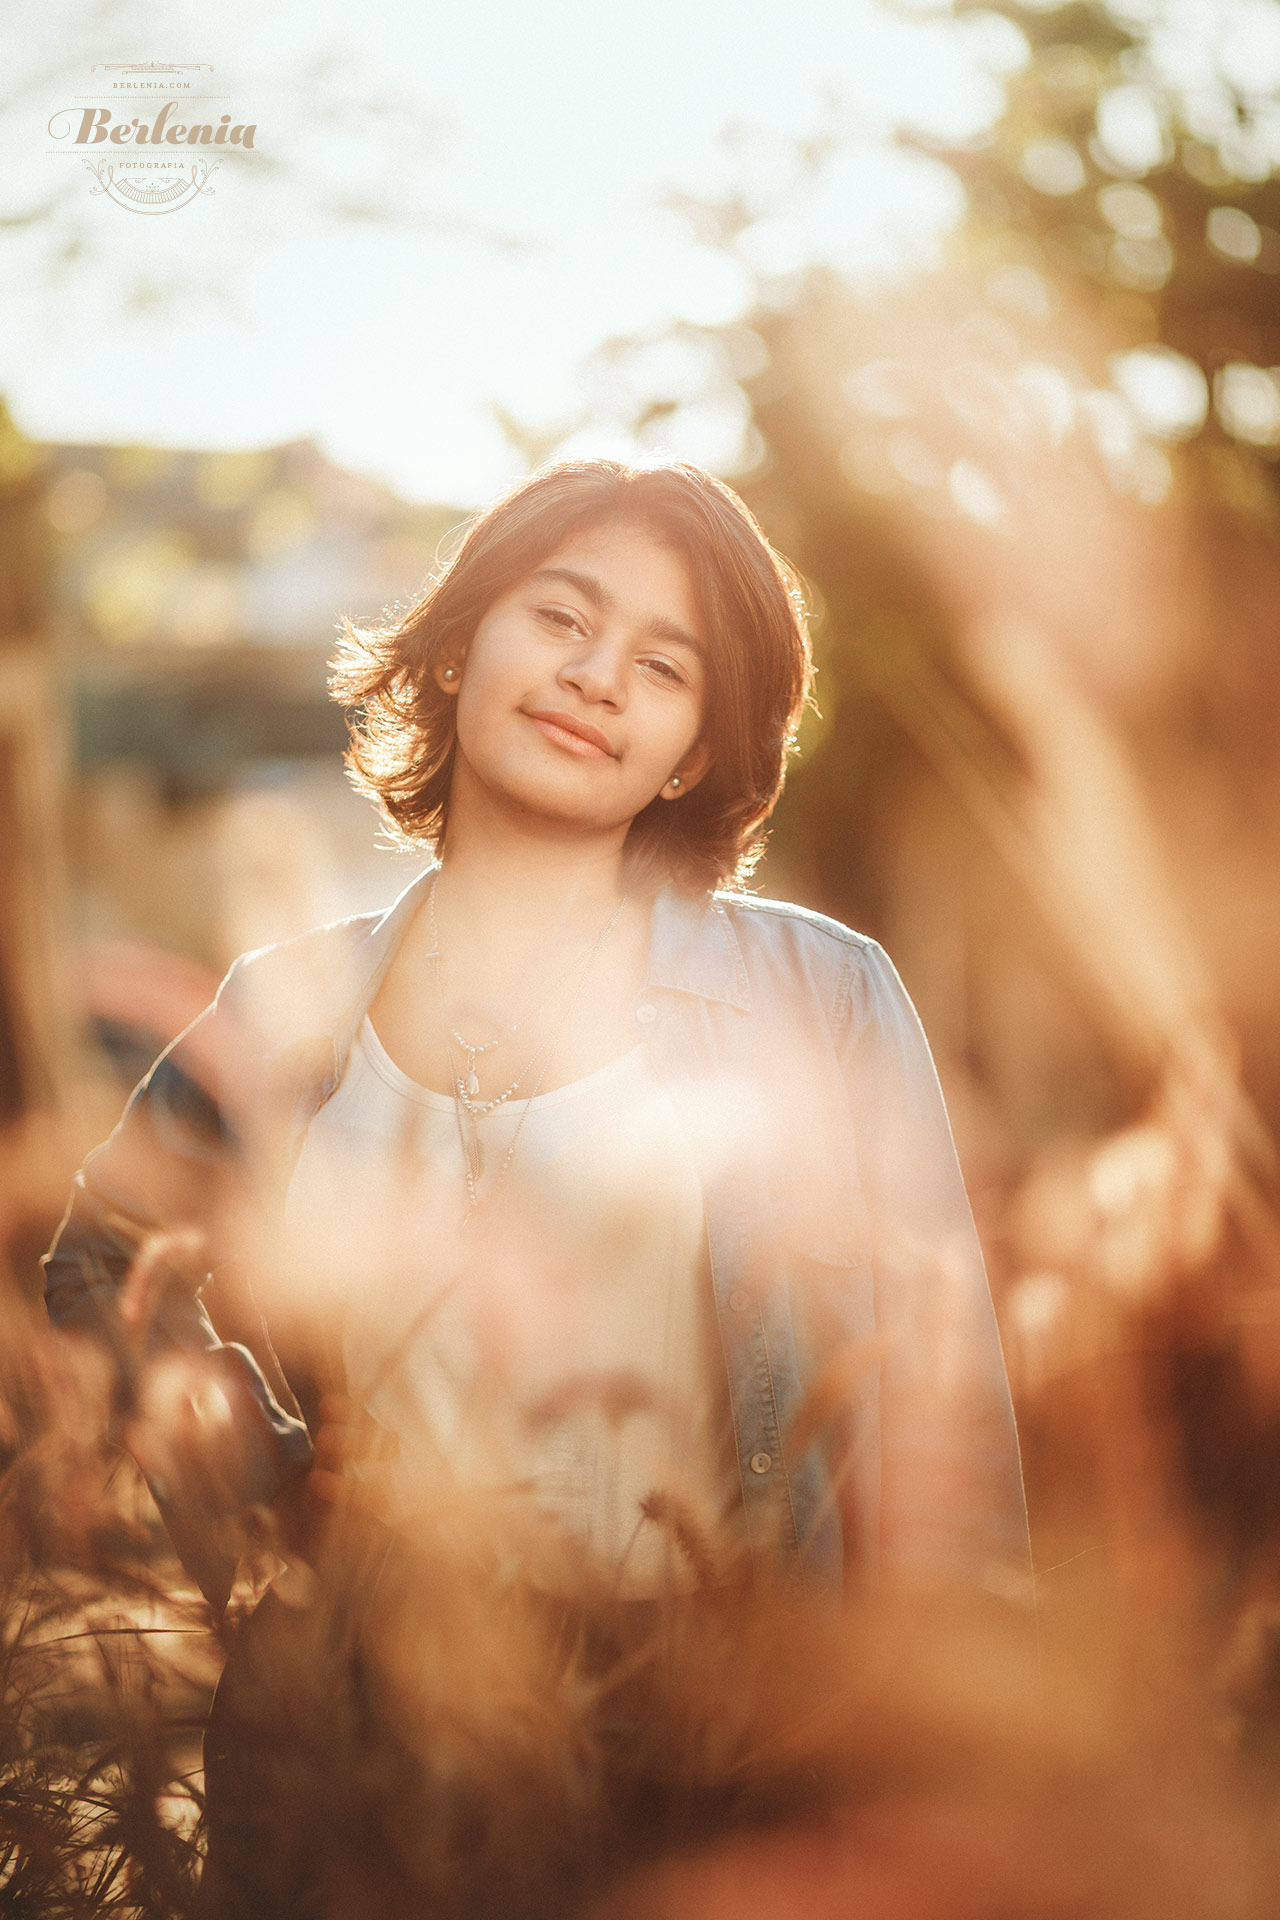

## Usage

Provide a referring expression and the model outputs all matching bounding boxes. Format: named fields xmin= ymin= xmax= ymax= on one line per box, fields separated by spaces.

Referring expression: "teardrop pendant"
xmin=466 ymin=1067 xmax=480 ymax=1099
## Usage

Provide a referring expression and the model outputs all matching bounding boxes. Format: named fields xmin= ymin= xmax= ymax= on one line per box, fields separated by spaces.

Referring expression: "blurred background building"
xmin=2 ymin=416 xmax=458 ymax=1109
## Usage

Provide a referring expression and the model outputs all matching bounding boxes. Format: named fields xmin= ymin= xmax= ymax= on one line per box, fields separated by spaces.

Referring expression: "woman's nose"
xmin=557 ymin=634 xmax=627 ymax=708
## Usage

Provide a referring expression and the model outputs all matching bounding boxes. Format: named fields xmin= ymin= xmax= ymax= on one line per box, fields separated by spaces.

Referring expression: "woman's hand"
xmin=124 ymin=1351 xmax=261 ymax=1518
xmin=305 ymin=1393 xmax=401 ymax=1527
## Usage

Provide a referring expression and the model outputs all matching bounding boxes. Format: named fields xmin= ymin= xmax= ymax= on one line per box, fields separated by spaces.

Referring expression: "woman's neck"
xmin=435 ymin=778 xmax=631 ymax=949
xmin=367 ymin=780 xmax=652 ymax=1102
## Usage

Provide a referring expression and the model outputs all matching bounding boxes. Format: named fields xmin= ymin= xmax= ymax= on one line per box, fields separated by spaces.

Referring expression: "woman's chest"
xmin=364 ymin=899 xmax=653 ymax=1102
xmin=283 ymin=1025 xmax=709 ymax=1391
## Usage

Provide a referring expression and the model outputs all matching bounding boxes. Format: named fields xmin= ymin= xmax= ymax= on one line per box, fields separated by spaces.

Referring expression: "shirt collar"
xmin=367 ymin=860 xmax=438 ymax=955
xmin=644 ymin=884 xmax=751 ymax=1013
xmin=319 ymin=861 xmax=438 ymax=1069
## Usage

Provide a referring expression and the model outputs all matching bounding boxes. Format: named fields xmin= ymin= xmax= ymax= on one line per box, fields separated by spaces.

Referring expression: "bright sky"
xmin=4 ymin=0 xmax=1028 ymax=503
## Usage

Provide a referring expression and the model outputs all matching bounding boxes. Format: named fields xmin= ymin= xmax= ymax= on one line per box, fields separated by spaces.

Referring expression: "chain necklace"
xmin=429 ymin=880 xmax=628 ymax=1212
xmin=426 ymin=871 xmax=596 ymax=1101
xmin=445 ymin=1021 xmax=557 ymax=1215
xmin=352 ymin=880 xmax=627 ymax=1412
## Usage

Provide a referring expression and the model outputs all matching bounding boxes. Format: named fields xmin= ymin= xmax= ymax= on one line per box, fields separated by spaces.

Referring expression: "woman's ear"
xmin=660 ymin=738 xmax=713 ymax=801
xmin=433 ymin=657 xmax=463 ymax=696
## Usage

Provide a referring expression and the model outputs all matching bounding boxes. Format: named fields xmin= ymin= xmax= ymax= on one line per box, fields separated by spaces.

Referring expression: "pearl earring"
xmin=669 ymin=775 xmax=682 ymax=791
xmin=442 ymin=664 xmax=458 ymax=682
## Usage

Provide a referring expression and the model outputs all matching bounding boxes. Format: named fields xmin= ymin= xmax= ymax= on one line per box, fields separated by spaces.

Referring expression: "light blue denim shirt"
xmin=44 ymin=865 xmax=1029 ymax=1611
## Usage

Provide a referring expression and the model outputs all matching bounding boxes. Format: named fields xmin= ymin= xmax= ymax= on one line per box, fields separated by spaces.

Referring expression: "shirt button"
xmin=749 ymin=1451 xmax=773 ymax=1475
xmin=635 ymin=1002 xmax=657 ymax=1024
xmin=728 ymin=1290 xmax=750 ymax=1313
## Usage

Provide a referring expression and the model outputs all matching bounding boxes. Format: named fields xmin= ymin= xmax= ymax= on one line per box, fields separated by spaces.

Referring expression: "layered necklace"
xmin=355 ymin=876 xmax=628 ymax=1414
xmin=425 ymin=871 xmax=628 ymax=1213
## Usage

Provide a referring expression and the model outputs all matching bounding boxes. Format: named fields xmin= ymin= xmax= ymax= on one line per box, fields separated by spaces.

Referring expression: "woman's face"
xmin=438 ymin=517 xmax=713 ymax=838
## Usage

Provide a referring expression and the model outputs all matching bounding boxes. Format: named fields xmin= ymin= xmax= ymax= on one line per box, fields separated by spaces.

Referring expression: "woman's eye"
xmin=536 ymin=605 xmax=583 ymax=634
xmin=640 ymin=656 xmax=686 ymax=687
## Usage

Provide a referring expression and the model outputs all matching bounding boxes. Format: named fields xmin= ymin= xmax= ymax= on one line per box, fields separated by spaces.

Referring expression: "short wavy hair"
xmin=329 ymin=458 xmax=813 ymax=894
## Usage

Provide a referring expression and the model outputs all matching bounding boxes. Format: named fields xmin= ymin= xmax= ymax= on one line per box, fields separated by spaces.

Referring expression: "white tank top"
xmin=284 ymin=1018 xmax=746 ymax=1594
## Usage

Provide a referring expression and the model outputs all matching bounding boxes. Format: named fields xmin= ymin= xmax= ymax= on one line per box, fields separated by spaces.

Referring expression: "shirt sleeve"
xmin=836 ymin=937 xmax=1031 ymax=1597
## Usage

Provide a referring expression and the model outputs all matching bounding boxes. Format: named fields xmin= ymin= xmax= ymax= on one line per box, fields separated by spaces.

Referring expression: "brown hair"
xmin=329 ymin=458 xmax=813 ymax=893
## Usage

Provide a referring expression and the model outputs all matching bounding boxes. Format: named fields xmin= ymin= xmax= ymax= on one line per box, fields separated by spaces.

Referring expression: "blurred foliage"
xmin=617 ymin=0 xmax=1280 ymax=1141
xmin=0 ymin=1283 xmax=211 ymax=1916
xmin=947 ymin=0 xmax=1280 ymax=487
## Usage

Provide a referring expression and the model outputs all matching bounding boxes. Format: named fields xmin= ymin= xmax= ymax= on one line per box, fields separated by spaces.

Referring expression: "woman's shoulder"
xmin=227 ymin=904 xmax=388 ymax=976
xmin=708 ymin=890 xmax=917 ymax=1032
xmin=204 ymin=895 xmax=426 ymax=1079
xmin=217 ymin=908 xmax=384 ymax=1004
xmin=712 ymin=888 xmax=875 ymax=954
xmin=216 ymin=868 xmax=434 ymax=1017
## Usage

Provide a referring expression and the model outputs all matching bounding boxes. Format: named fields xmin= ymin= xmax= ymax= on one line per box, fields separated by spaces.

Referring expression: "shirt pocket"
xmin=787 ymin=1247 xmax=876 ymax=1349
xmin=770 ymin=1147 xmax=872 ymax=1274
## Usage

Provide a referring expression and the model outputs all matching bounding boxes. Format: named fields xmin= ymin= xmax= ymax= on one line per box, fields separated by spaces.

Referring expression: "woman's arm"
xmin=835 ymin=939 xmax=1030 ymax=1599
xmin=42 ymin=974 xmax=314 ymax=1610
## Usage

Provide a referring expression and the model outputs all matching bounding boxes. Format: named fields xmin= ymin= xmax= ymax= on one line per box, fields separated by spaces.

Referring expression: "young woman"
xmin=44 ymin=457 xmax=1028 ymax=1904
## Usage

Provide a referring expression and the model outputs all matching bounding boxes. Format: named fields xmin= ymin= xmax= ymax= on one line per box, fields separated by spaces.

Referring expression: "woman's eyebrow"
xmin=529 ymin=565 xmax=605 ymax=608
xmin=528 ymin=567 xmax=706 ymax=657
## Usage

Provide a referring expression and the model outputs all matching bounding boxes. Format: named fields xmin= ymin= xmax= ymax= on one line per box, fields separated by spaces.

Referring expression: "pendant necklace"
xmin=428 ymin=877 xmax=628 ymax=1210
xmin=426 ymin=871 xmax=604 ymax=1102
xmin=357 ymin=880 xmax=627 ymax=1410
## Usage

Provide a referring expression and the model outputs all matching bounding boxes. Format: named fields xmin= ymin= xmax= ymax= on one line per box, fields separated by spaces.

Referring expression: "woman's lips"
xmin=525 ymin=711 xmax=616 ymax=759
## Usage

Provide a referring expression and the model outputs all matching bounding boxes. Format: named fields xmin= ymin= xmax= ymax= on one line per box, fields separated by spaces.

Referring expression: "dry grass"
xmin=0 ymin=1273 xmax=216 ymax=1917
xmin=5 ymin=1240 xmax=1280 ymax=1920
